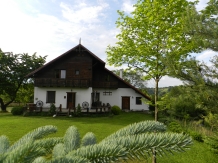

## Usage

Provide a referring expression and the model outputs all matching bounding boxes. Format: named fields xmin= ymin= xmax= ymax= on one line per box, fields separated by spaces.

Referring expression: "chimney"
xmin=119 ymin=69 xmax=123 ymax=79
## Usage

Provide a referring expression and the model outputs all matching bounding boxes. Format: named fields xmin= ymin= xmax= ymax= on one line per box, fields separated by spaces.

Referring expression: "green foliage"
xmin=0 ymin=135 xmax=10 ymax=154
xmin=64 ymin=126 xmax=80 ymax=151
xmin=11 ymin=106 xmax=25 ymax=115
xmin=75 ymin=103 xmax=82 ymax=116
xmin=0 ymin=121 xmax=192 ymax=163
xmin=184 ymin=0 xmax=218 ymax=51
xmin=15 ymin=83 xmax=34 ymax=103
xmin=163 ymin=55 xmax=218 ymax=139
xmin=81 ymin=132 xmax=97 ymax=147
xmin=155 ymin=1 xmax=218 ymax=122
xmin=168 ymin=122 xmax=183 ymax=133
xmin=189 ymin=131 xmax=204 ymax=142
xmin=161 ymin=86 xmax=207 ymax=119
xmin=0 ymin=50 xmax=46 ymax=111
xmin=173 ymin=99 xmax=197 ymax=118
xmin=102 ymin=121 xmax=166 ymax=142
xmin=204 ymin=136 xmax=218 ymax=154
xmin=204 ymin=112 xmax=218 ymax=132
xmin=9 ymin=125 xmax=58 ymax=151
xmin=49 ymin=103 xmax=56 ymax=115
xmin=111 ymin=105 xmax=121 ymax=115
xmin=106 ymin=0 xmax=196 ymax=121
xmin=48 ymin=103 xmax=56 ymax=115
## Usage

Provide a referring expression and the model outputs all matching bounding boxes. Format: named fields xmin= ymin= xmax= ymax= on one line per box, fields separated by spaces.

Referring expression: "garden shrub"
xmin=168 ymin=122 xmax=183 ymax=133
xmin=49 ymin=103 xmax=56 ymax=115
xmin=111 ymin=105 xmax=121 ymax=115
xmin=173 ymin=99 xmax=206 ymax=120
xmin=11 ymin=106 xmax=25 ymax=115
xmin=189 ymin=131 xmax=204 ymax=142
xmin=75 ymin=103 xmax=81 ymax=116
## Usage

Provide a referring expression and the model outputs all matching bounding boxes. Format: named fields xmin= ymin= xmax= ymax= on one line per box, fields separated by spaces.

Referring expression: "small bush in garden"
xmin=111 ymin=105 xmax=121 ymax=115
xmin=168 ymin=122 xmax=183 ymax=133
xmin=189 ymin=131 xmax=204 ymax=142
xmin=49 ymin=103 xmax=56 ymax=115
xmin=11 ymin=106 xmax=25 ymax=115
xmin=75 ymin=103 xmax=81 ymax=116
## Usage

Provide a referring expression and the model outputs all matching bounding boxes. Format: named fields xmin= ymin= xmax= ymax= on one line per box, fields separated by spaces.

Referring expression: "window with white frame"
xmin=60 ymin=70 xmax=66 ymax=78
xmin=55 ymin=70 xmax=66 ymax=79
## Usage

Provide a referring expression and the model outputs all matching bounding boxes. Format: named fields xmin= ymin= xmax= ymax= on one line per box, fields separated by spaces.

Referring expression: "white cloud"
xmin=60 ymin=1 xmax=108 ymax=24
xmin=196 ymin=50 xmax=218 ymax=61
xmin=0 ymin=0 xmax=115 ymax=63
xmin=121 ymin=0 xmax=135 ymax=14
xmin=195 ymin=0 xmax=209 ymax=11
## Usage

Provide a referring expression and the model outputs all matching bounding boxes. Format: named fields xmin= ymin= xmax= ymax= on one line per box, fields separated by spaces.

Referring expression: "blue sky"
xmin=0 ymin=0 xmax=217 ymax=87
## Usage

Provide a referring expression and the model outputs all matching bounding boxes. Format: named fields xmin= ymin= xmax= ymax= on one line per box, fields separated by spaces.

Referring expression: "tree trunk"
xmin=154 ymin=79 xmax=159 ymax=121
xmin=0 ymin=98 xmax=7 ymax=112
xmin=152 ymin=149 xmax=156 ymax=163
xmin=152 ymin=79 xmax=159 ymax=163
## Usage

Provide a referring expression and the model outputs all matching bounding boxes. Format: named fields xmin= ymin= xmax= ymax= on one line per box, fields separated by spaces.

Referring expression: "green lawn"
xmin=0 ymin=112 xmax=153 ymax=144
xmin=0 ymin=112 xmax=217 ymax=163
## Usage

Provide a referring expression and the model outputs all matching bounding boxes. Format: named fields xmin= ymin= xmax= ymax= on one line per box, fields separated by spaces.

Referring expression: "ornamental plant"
xmin=111 ymin=105 xmax=121 ymax=115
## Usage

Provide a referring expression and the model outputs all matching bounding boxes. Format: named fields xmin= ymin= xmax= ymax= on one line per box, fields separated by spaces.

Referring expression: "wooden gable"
xmin=26 ymin=44 xmax=103 ymax=88
xmin=26 ymin=44 xmax=151 ymax=100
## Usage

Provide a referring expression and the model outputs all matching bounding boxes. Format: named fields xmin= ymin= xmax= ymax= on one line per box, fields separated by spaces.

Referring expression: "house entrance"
xmin=91 ymin=92 xmax=100 ymax=107
xmin=67 ymin=92 xmax=76 ymax=110
xmin=122 ymin=96 xmax=130 ymax=110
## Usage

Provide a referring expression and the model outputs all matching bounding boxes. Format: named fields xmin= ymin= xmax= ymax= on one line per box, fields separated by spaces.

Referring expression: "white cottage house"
xmin=26 ymin=44 xmax=151 ymax=111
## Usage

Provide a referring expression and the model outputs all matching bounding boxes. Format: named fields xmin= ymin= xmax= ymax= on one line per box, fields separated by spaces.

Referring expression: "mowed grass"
xmin=0 ymin=112 xmax=217 ymax=163
xmin=0 ymin=111 xmax=153 ymax=144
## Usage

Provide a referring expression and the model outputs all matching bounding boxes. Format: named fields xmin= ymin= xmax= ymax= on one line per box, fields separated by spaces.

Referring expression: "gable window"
xmin=136 ymin=97 xmax=142 ymax=105
xmin=55 ymin=70 xmax=66 ymax=79
xmin=60 ymin=70 xmax=66 ymax=78
xmin=75 ymin=70 xmax=80 ymax=75
xmin=46 ymin=91 xmax=56 ymax=103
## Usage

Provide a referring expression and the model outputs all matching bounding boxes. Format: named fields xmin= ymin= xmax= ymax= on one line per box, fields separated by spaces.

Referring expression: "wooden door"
xmin=67 ymin=92 xmax=76 ymax=110
xmin=122 ymin=96 xmax=130 ymax=110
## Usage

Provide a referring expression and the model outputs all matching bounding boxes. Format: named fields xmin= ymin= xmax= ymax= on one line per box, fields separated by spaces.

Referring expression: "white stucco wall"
xmin=93 ymin=88 xmax=149 ymax=111
xmin=34 ymin=87 xmax=149 ymax=111
xmin=34 ymin=87 xmax=92 ymax=109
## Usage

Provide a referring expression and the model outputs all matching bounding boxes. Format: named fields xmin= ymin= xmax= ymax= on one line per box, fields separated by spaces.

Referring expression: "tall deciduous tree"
xmin=0 ymin=50 xmax=46 ymax=111
xmin=106 ymin=0 xmax=197 ymax=122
